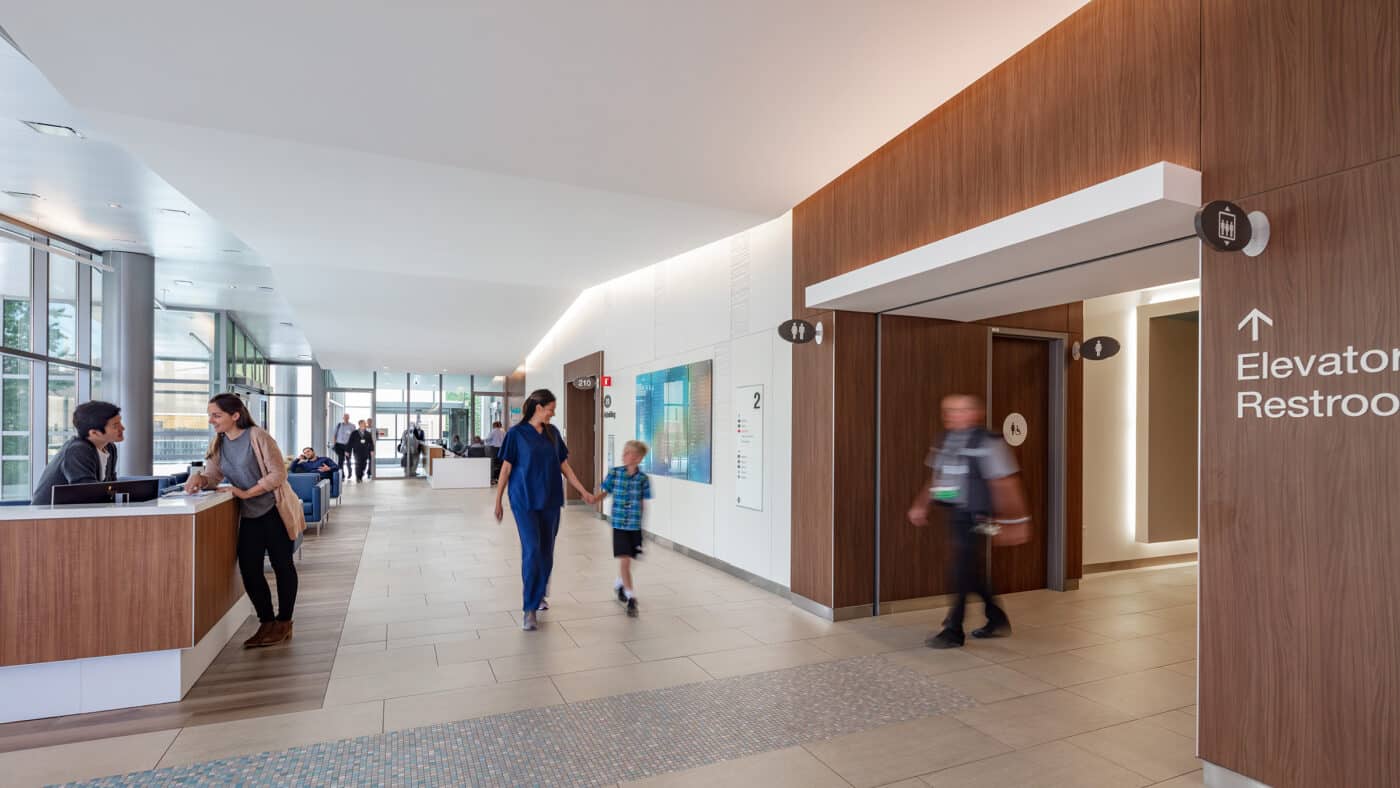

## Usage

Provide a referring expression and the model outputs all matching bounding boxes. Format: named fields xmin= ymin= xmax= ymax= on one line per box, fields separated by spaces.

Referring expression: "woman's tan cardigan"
xmin=200 ymin=426 xmax=307 ymax=540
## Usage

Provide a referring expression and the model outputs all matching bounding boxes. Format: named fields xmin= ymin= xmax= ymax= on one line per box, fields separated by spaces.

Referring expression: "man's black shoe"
xmin=971 ymin=618 xmax=1012 ymax=639
xmin=925 ymin=628 xmax=965 ymax=649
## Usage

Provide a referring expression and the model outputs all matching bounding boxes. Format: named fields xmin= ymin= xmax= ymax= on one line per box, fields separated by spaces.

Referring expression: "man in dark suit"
xmin=346 ymin=420 xmax=376 ymax=482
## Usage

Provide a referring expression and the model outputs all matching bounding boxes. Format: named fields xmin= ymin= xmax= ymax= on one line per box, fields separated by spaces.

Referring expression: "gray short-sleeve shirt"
xmin=219 ymin=431 xmax=276 ymax=518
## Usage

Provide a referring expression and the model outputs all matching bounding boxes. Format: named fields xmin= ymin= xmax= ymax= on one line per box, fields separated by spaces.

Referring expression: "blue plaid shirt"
xmin=601 ymin=465 xmax=651 ymax=531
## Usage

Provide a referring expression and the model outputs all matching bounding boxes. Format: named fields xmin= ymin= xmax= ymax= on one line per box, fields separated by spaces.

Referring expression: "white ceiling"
xmin=1 ymin=0 xmax=1089 ymax=373
xmin=0 ymin=38 xmax=311 ymax=359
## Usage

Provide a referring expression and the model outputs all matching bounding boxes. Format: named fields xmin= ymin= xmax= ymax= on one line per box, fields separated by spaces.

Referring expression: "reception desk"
xmin=0 ymin=492 xmax=248 ymax=723
xmin=429 ymin=456 xmax=492 ymax=489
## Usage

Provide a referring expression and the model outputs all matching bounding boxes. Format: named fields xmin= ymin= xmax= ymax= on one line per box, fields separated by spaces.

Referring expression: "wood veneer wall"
xmin=1197 ymin=1 xmax=1400 ymax=784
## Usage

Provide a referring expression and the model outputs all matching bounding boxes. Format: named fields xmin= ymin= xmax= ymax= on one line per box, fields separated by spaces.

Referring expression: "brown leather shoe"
xmin=243 ymin=621 xmax=274 ymax=648
xmin=261 ymin=620 xmax=294 ymax=646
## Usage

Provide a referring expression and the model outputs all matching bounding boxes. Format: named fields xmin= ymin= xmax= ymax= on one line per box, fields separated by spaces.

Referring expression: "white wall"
xmin=1082 ymin=280 xmax=1200 ymax=566
xmin=525 ymin=214 xmax=793 ymax=586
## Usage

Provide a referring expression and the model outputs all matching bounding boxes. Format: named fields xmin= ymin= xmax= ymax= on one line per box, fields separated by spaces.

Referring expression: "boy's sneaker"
xmin=626 ymin=597 xmax=638 ymax=617
xmin=539 ymin=598 xmax=549 ymax=611
xmin=615 ymin=586 xmax=627 ymax=603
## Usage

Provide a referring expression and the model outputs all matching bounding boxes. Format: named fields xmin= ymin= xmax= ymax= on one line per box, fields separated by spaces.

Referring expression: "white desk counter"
xmin=429 ymin=457 xmax=492 ymax=489
xmin=0 ymin=490 xmax=234 ymax=521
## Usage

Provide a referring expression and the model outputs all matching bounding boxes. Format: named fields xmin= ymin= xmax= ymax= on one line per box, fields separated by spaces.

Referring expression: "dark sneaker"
xmin=615 ymin=586 xmax=627 ymax=603
xmin=972 ymin=618 xmax=1012 ymax=639
xmin=925 ymin=628 xmax=965 ymax=649
xmin=626 ymin=597 xmax=639 ymax=617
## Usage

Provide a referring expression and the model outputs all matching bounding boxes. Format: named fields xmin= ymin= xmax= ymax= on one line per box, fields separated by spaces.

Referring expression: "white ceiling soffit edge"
xmin=804 ymin=161 xmax=1202 ymax=317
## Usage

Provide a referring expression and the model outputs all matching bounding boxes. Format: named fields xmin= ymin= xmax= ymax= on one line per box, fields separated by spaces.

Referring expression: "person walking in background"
xmin=486 ymin=420 xmax=506 ymax=484
xmin=365 ymin=419 xmax=377 ymax=478
xmin=493 ymin=389 xmax=594 ymax=631
xmin=347 ymin=419 xmax=374 ymax=482
xmin=399 ymin=424 xmax=422 ymax=478
xmin=332 ymin=413 xmax=355 ymax=480
xmin=591 ymin=440 xmax=652 ymax=617
xmin=32 ymin=400 xmax=125 ymax=505
xmin=185 ymin=394 xmax=306 ymax=648
xmin=909 ymin=393 xmax=1029 ymax=649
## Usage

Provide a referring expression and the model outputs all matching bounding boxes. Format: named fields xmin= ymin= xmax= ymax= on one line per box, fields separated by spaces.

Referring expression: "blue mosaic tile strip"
xmin=61 ymin=655 xmax=974 ymax=787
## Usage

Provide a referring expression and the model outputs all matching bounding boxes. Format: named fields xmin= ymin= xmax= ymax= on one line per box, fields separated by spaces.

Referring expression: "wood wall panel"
xmin=1199 ymin=159 xmax=1400 ymax=787
xmin=790 ymin=310 xmax=835 ymax=607
xmin=193 ymin=500 xmax=241 ymax=644
xmin=792 ymin=0 xmax=1201 ymax=314
xmin=1202 ymin=0 xmax=1400 ymax=200
xmin=877 ymin=317 xmax=989 ymax=602
xmin=1 ymin=516 xmax=194 ymax=667
xmin=832 ymin=312 xmax=877 ymax=608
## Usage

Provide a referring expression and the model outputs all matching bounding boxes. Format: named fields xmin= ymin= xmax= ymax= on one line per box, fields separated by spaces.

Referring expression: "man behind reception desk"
xmin=31 ymin=400 xmax=125 ymax=505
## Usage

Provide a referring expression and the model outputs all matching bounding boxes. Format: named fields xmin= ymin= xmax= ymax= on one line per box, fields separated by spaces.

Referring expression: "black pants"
xmin=333 ymin=443 xmax=349 ymax=477
xmin=946 ymin=511 xmax=1006 ymax=631
xmin=353 ymin=452 xmax=371 ymax=481
xmin=238 ymin=508 xmax=298 ymax=623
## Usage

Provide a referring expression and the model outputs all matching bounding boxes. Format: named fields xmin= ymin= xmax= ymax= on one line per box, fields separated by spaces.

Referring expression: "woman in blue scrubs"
xmin=493 ymin=389 xmax=594 ymax=631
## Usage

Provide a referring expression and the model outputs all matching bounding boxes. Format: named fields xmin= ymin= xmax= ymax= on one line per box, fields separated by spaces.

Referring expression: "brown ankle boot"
xmin=243 ymin=621 xmax=274 ymax=648
xmin=262 ymin=620 xmax=294 ymax=646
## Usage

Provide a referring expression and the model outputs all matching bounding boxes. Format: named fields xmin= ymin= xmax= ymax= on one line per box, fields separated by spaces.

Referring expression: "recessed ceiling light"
xmin=160 ymin=208 xmax=190 ymax=217
xmin=173 ymin=279 xmax=194 ymax=286
xmin=112 ymin=238 xmax=139 ymax=243
xmin=297 ymin=354 xmax=312 ymax=360
xmin=228 ymin=284 xmax=239 ymax=289
xmin=382 ymin=366 xmax=389 ymax=370
xmin=258 ymin=286 xmax=275 ymax=292
xmin=279 ymin=321 xmax=294 ymax=327
xmin=222 ymin=249 xmax=241 ymax=254
xmin=3 ymin=190 xmax=41 ymax=199
xmin=21 ymin=120 xmax=81 ymax=138
xmin=107 ymin=202 xmax=122 ymax=209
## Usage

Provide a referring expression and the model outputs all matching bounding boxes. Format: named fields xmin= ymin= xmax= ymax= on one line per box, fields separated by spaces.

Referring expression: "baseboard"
xmin=639 ymin=530 xmax=791 ymax=600
xmin=1084 ymin=553 xmax=1198 ymax=574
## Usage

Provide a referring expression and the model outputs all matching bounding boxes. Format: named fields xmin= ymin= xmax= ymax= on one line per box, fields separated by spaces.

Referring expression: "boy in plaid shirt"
xmin=592 ymin=440 xmax=652 ymax=617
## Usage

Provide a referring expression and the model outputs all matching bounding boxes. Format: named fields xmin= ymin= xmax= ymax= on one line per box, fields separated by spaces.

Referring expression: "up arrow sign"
xmin=1237 ymin=308 xmax=1273 ymax=342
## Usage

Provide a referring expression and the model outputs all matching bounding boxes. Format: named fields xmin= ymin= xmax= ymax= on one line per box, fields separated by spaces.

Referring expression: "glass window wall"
xmin=1 ymin=355 xmax=31 ymax=499
xmin=152 ymin=309 xmax=217 ymax=474
xmin=268 ymin=363 xmax=313 ymax=457
xmin=48 ymin=255 xmax=78 ymax=361
xmin=46 ymin=363 xmax=78 ymax=461
xmin=2 ymin=238 xmax=30 ymax=355
xmin=90 ymin=268 xmax=103 ymax=368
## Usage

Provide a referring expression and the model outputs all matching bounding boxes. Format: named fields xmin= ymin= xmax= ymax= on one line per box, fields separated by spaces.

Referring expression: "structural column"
xmin=101 ymin=251 xmax=154 ymax=476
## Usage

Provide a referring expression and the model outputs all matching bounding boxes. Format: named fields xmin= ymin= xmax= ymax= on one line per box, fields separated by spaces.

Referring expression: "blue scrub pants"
xmin=513 ymin=506 xmax=561 ymax=612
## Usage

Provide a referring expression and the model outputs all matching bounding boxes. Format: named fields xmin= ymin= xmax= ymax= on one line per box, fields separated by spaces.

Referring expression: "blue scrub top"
xmin=499 ymin=422 xmax=569 ymax=512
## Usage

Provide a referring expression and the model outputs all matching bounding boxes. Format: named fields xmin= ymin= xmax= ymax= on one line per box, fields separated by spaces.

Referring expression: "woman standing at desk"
xmin=493 ymin=389 xmax=593 ymax=631
xmin=185 ymin=394 xmax=307 ymax=648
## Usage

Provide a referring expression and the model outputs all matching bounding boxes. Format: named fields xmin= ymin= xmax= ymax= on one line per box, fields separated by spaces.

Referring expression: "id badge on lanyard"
xmin=932 ymin=455 xmax=968 ymax=502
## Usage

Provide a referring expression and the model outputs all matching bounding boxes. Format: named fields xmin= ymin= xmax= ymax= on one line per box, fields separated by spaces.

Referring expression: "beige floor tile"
xmin=1070 ymin=613 xmax=1188 ymax=639
xmin=1141 ymin=708 xmax=1197 ymax=738
xmin=0 ymin=729 xmax=179 ymax=787
xmin=920 ymin=740 xmax=1151 ymax=787
xmin=1068 ymin=668 xmax=1196 ymax=717
xmin=383 ymin=677 xmax=563 ymax=730
xmin=991 ymin=625 xmax=1112 ymax=657
xmin=1069 ymin=636 xmax=1196 ymax=673
xmin=386 ymin=628 xmax=481 ymax=650
xmin=881 ymin=646 xmax=994 ymax=677
xmin=624 ymin=628 xmax=763 ymax=661
xmin=1067 ymin=719 xmax=1200 ymax=781
xmin=1166 ymin=660 xmax=1196 ymax=677
xmin=330 ymin=643 xmax=439 ymax=678
xmin=621 ymin=745 xmax=849 ymax=788
xmin=342 ymin=602 xmax=470 ymax=629
xmin=807 ymin=632 xmax=904 ymax=658
xmin=1151 ymin=770 xmax=1205 ymax=787
xmin=160 ymin=701 xmax=384 ymax=767
xmin=434 ymin=623 xmax=579 ymax=664
xmin=385 ymin=610 xmax=516 ymax=640
xmin=490 ymin=643 xmax=640 ymax=682
xmin=1002 ymin=652 xmax=1130 ymax=687
xmin=550 ymin=657 xmax=711 ymax=702
xmin=1143 ymin=605 xmax=1197 ymax=628
xmin=690 ymin=641 xmax=833 ymax=679
xmin=339 ymin=622 xmax=388 ymax=645
xmin=804 ymin=715 xmax=1010 ymax=788
xmin=737 ymin=614 xmax=839 ymax=644
xmin=953 ymin=690 xmax=1132 ymax=749
xmin=561 ymin=614 xmax=698 ymax=647
xmin=337 ymin=640 xmax=390 ymax=656
xmin=1066 ymin=592 xmax=1184 ymax=618
xmin=323 ymin=660 xmax=496 ymax=706
xmin=935 ymin=665 xmax=1056 ymax=703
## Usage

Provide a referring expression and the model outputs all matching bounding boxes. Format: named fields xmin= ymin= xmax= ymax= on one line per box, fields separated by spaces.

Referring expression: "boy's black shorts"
xmin=612 ymin=529 xmax=644 ymax=558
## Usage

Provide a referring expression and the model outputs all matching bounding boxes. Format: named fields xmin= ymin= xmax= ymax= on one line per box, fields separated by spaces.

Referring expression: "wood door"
xmin=988 ymin=335 xmax=1050 ymax=594
xmin=564 ymin=383 xmax=596 ymax=499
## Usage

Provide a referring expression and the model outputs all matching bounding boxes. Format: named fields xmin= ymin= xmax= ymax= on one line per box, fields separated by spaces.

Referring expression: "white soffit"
xmin=804 ymin=161 xmax=1202 ymax=319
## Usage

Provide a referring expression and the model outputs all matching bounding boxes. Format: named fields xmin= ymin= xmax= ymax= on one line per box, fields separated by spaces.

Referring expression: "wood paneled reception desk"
xmin=0 ymin=492 xmax=249 ymax=723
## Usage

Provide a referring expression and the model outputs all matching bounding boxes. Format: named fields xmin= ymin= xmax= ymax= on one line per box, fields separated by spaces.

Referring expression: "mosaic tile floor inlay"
xmin=62 ymin=655 xmax=974 ymax=787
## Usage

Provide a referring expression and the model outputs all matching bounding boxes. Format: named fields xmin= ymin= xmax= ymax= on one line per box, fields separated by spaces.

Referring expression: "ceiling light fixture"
xmin=21 ymin=120 xmax=82 ymax=138
xmin=113 ymin=238 xmax=139 ymax=243
xmin=279 ymin=321 xmax=294 ymax=327
xmin=298 ymin=354 xmax=312 ymax=360
xmin=258 ymin=286 xmax=275 ymax=292
xmin=228 ymin=284 xmax=239 ymax=289
xmin=107 ymin=202 xmax=121 ymax=209
xmin=160 ymin=208 xmax=190 ymax=217
xmin=3 ymin=190 xmax=41 ymax=199
xmin=174 ymin=279 xmax=194 ymax=286
xmin=222 ymin=249 xmax=241 ymax=254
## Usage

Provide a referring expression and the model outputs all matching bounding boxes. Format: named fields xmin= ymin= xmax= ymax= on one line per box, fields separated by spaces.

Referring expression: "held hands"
xmin=582 ymin=491 xmax=599 ymax=505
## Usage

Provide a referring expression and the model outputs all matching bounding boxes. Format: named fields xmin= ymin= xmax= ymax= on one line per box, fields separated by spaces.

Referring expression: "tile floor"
xmin=0 ymin=482 xmax=1204 ymax=787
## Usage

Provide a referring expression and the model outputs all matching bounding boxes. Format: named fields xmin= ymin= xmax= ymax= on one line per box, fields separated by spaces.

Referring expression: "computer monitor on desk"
xmin=51 ymin=478 xmax=161 ymax=506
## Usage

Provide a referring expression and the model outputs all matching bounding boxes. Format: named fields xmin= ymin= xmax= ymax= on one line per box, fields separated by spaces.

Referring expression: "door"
xmin=988 ymin=335 xmax=1051 ymax=594
xmin=564 ymin=382 xmax=597 ymax=500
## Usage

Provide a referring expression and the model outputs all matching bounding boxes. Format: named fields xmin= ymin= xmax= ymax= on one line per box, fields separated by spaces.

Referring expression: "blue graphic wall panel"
xmin=635 ymin=360 xmax=712 ymax=484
